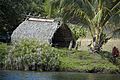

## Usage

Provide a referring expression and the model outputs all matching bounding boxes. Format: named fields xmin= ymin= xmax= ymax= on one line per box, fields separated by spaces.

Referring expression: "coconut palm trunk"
xmin=89 ymin=33 xmax=102 ymax=53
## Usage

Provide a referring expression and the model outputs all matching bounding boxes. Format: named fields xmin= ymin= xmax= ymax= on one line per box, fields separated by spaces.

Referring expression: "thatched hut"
xmin=11 ymin=18 xmax=75 ymax=48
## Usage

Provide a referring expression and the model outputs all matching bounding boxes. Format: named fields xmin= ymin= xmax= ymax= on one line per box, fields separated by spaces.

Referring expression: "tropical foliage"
xmin=0 ymin=0 xmax=120 ymax=73
xmin=0 ymin=0 xmax=120 ymax=53
xmin=0 ymin=40 xmax=119 ymax=73
xmin=0 ymin=43 xmax=8 ymax=68
xmin=43 ymin=0 xmax=120 ymax=53
xmin=5 ymin=39 xmax=61 ymax=71
xmin=0 ymin=0 xmax=43 ymax=34
xmin=71 ymin=0 xmax=120 ymax=53
xmin=69 ymin=25 xmax=87 ymax=40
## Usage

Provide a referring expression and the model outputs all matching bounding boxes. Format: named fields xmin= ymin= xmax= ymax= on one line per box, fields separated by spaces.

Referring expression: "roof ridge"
xmin=28 ymin=18 xmax=54 ymax=22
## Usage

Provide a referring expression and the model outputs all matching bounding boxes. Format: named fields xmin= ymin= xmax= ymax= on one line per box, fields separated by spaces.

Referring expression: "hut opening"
xmin=11 ymin=18 xmax=75 ymax=48
xmin=52 ymin=24 xmax=75 ymax=47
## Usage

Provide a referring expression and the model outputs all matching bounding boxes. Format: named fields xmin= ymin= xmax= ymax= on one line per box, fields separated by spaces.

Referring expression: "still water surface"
xmin=0 ymin=70 xmax=120 ymax=80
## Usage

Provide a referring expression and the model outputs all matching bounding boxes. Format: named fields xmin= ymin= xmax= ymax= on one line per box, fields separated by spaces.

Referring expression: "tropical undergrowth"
xmin=0 ymin=43 xmax=8 ymax=69
xmin=0 ymin=39 xmax=119 ymax=73
xmin=4 ymin=39 xmax=64 ymax=71
xmin=99 ymin=51 xmax=120 ymax=72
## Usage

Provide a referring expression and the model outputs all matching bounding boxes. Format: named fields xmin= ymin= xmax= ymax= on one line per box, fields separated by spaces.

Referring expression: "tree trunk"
xmin=88 ymin=32 xmax=106 ymax=53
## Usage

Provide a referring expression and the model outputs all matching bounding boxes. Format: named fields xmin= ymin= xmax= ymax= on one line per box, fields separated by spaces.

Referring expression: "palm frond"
xmin=92 ymin=9 xmax=102 ymax=25
xmin=102 ymin=0 xmax=120 ymax=27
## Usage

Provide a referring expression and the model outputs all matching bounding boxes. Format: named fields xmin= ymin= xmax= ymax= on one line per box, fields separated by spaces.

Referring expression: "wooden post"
xmin=69 ymin=40 xmax=73 ymax=50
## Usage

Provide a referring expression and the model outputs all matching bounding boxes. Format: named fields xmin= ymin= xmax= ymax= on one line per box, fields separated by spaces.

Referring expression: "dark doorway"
xmin=52 ymin=26 xmax=75 ymax=48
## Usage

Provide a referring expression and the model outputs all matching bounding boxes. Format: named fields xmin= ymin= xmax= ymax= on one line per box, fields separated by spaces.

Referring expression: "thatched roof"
xmin=11 ymin=18 xmax=59 ymax=44
xmin=11 ymin=18 xmax=75 ymax=47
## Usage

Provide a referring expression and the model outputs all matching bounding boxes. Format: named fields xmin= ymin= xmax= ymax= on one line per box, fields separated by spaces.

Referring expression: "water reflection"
xmin=0 ymin=70 xmax=120 ymax=80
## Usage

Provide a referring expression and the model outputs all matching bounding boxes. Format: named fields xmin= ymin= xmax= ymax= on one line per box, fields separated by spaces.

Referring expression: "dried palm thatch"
xmin=11 ymin=18 xmax=75 ymax=48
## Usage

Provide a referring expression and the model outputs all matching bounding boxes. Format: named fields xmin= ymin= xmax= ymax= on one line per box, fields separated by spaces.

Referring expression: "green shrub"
xmin=69 ymin=25 xmax=87 ymax=40
xmin=5 ymin=39 xmax=61 ymax=71
xmin=40 ymin=44 xmax=61 ymax=71
xmin=0 ymin=43 xmax=8 ymax=68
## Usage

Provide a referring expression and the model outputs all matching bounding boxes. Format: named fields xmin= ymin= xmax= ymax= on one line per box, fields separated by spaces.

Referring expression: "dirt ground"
xmin=78 ymin=38 xmax=120 ymax=52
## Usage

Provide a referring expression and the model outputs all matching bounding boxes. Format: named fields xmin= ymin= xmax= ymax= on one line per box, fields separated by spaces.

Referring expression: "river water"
xmin=0 ymin=70 xmax=120 ymax=80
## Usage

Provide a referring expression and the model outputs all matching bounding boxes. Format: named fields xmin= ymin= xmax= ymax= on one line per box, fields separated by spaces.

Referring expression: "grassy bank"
xmin=0 ymin=40 xmax=120 ymax=73
xmin=60 ymin=50 xmax=119 ymax=73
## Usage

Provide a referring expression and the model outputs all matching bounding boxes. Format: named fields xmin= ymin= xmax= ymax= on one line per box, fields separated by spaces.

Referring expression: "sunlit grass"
xmin=60 ymin=50 xmax=119 ymax=73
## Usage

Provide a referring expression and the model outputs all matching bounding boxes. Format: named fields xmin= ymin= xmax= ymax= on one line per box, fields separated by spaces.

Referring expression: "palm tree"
xmin=43 ymin=0 xmax=120 ymax=53
xmin=71 ymin=0 xmax=120 ymax=53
